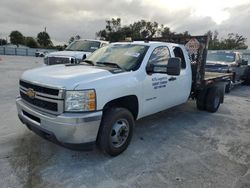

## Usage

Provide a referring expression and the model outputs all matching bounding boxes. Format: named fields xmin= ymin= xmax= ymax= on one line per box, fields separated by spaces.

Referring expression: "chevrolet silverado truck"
xmin=44 ymin=39 xmax=108 ymax=65
xmin=16 ymin=36 xmax=233 ymax=156
xmin=206 ymin=51 xmax=250 ymax=92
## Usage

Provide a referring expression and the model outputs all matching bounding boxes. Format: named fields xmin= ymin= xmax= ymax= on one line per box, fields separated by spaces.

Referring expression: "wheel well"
xmin=103 ymin=95 xmax=139 ymax=120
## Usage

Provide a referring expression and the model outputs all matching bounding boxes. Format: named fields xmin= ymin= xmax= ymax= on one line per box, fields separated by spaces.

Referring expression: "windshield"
xmin=207 ymin=52 xmax=235 ymax=63
xmin=66 ymin=40 xmax=101 ymax=52
xmin=86 ymin=43 xmax=149 ymax=71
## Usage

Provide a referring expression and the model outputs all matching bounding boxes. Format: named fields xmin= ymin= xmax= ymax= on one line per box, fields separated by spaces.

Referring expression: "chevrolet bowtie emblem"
xmin=26 ymin=88 xmax=36 ymax=99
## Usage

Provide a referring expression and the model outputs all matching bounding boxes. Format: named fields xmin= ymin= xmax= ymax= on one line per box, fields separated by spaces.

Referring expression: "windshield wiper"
xmin=96 ymin=61 xmax=124 ymax=70
xmin=81 ymin=59 xmax=94 ymax=66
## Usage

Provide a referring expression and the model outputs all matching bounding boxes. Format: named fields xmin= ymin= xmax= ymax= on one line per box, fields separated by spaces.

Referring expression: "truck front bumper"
xmin=16 ymin=97 xmax=102 ymax=150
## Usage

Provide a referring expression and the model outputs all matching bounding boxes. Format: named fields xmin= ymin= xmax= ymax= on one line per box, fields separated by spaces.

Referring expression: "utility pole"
xmin=44 ymin=27 xmax=47 ymax=32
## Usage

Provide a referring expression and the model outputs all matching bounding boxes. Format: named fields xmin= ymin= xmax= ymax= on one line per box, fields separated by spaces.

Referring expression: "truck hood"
xmin=21 ymin=65 xmax=112 ymax=90
xmin=47 ymin=50 xmax=92 ymax=59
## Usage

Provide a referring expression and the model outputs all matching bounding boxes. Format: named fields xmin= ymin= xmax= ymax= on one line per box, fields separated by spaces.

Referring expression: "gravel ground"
xmin=0 ymin=55 xmax=250 ymax=188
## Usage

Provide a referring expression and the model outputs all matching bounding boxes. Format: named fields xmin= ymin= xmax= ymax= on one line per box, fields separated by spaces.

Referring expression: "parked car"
xmin=35 ymin=50 xmax=48 ymax=57
xmin=44 ymin=39 xmax=109 ymax=65
xmin=17 ymin=36 xmax=234 ymax=156
xmin=205 ymin=51 xmax=249 ymax=92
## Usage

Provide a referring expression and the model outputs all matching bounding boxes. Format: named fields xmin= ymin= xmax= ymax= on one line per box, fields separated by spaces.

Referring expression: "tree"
xmin=37 ymin=31 xmax=53 ymax=47
xmin=68 ymin=35 xmax=81 ymax=44
xmin=222 ymin=33 xmax=248 ymax=49
xmin=68 ymin=36 xmax=75 ymax=44
xmin=9 ymin=30 xmax=24 ymax=46
xmin=0 ymin=39 xmax=7 ymax=45
xmin=75 ymin=35 xmax=81 ymax=40
xmin=96 ymin=18 xmax=192 ymax=42
xmin=96 ymin=18 xmax=160 ymax=42
xmin=54 ymin=45 xmax=66 ymax=51
xmin=25 ymin=37 xmax=38 ymax=48
xmin=97 ymin=18 xmax=124 ymax=42
xmin=161 ymin=26 xmax=175 ymax=37
xmin=207 ymin=31 xmax=248 ymax=50
xmin=129 ymin=20 xmax=159 ymax=39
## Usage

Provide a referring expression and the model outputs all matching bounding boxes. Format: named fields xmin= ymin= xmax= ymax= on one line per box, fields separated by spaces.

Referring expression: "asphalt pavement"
xmin=0 ymin=55 xmax=249 ymax=188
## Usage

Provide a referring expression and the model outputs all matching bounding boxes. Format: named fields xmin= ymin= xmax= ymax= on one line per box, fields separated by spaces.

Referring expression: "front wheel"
xmin=97 ymin=108 xmax=134 ymax=156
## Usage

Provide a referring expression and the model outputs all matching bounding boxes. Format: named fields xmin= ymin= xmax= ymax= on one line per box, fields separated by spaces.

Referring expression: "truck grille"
xmin=46 ymin=57 xmax=72 ymax=65
xmin=19 ymin=80 xmax=64 ymax=114
xmin=20 ymin=80 xmax=59 ymax=96
xmin=20 ymin=92 xmax=58 ymax=111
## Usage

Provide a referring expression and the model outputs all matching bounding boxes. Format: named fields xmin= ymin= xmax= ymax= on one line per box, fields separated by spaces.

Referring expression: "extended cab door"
xmin=142 ymin=45 xmax=191 ymax=117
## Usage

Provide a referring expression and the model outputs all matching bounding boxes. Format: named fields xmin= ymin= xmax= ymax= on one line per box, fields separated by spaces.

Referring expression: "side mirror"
xmin=82 ymin=54 xmax=87 ymax=60
xmin=146 ymin=57 xmax=181 ymax=75
xmin=166 ymin=57 xmax=181 ymax=76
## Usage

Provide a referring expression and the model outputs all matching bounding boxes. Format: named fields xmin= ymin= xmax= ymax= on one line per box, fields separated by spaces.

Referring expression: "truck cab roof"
xmin=76 ymin=39 xmax=109 ymax=43
xmin=113 ymin=41 xmax=185 ymax=48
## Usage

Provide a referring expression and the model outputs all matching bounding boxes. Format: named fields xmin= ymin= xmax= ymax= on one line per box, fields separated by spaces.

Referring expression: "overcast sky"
xmin=0 ymin=0 xmax=250 ymax=46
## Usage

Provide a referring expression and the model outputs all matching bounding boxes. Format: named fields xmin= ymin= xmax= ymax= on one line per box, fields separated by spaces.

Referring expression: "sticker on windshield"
xmin=90 ymin=47 xmax=98 ymax=50
xmin=226 ymin=56 xmax=234 ymax=59
xmin=124 ymin=52 xmax=140 ymax=57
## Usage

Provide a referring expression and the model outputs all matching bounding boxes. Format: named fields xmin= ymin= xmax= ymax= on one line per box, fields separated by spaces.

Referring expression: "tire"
xmin=97 ymin=108 xmax=134 ymax=156
xmin=205 ymin=86 xmax=221 ymax=113
xmin=196 ymin=89 xmax=207 ymax=111
xmin=225 ymin=81 xmax=231 ymax=93
xmin=243 ymin=66 xmax=250 ymax=85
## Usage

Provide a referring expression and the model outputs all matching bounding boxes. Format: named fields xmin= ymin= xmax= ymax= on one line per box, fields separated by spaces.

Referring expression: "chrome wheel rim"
xmin=110 ymin=119 xmax=129 ymax=148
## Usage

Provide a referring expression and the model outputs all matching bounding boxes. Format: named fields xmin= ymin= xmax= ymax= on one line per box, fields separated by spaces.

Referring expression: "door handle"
xmin=168 ymin=77 xmax=176 ymax=81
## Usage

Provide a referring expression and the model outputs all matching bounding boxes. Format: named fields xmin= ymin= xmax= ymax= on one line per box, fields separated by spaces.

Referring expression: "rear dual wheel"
xmin=196 ymin=86 xmax=221 ymax=113
xmin=205 ymin=87 xmax=221 ymax=112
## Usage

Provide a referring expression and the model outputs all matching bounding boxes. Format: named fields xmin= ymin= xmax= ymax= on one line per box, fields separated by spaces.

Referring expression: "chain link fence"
xmin=0 ymin=46 xmax=56 ymax=56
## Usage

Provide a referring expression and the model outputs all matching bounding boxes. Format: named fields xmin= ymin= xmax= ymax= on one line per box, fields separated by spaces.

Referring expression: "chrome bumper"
xmin=16 ymin=97 xmax=102 ymax=146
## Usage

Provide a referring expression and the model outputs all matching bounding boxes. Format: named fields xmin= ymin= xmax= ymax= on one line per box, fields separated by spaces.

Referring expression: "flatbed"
xmin=204 ymin=72 xmax=232 ymax=81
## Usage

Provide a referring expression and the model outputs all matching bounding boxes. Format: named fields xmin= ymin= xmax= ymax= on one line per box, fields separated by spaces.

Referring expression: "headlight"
xmin=65 ymin=90 xmax=96 ymax=112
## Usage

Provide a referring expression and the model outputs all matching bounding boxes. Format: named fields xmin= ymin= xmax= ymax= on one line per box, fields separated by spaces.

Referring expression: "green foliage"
xmin=68 ymin=36 xmax=75 ymax=44
xmin=25 ymin=37 xmax=38 ymax=48
xmin=37 ymin=31 xmax=53 ymax=47
xmin=9 ymin=30 xmax=24 ymax=46
xmin=207 ymin=30 xmax=248 ymax=50
xmin=75 ymin=35 xmax=81 ymax=40
xmin=96 ymin=18 xmax=190 ymax=42
xmin=0 ymin=39 xmax=7 ymax=45
xmin=54 ymin=44 xmax=67 ymax=51
xmin=68 ymin=35 xmax=81 ymax=44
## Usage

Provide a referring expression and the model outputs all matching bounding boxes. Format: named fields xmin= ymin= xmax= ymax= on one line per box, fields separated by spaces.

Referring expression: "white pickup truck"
xmin=16 ymin=36 xmax=232 ymax=156
xmin=44 ymin=39 xmax=108 ymax=65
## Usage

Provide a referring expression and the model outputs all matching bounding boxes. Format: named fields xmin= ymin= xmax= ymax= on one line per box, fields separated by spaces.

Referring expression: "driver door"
xmin=142 ymin=46 xmax=177 ymax=116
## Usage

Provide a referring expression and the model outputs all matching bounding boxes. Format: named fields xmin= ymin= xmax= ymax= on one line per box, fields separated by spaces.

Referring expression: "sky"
xmin=0 ymin=0 xmax=250 ymax=46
